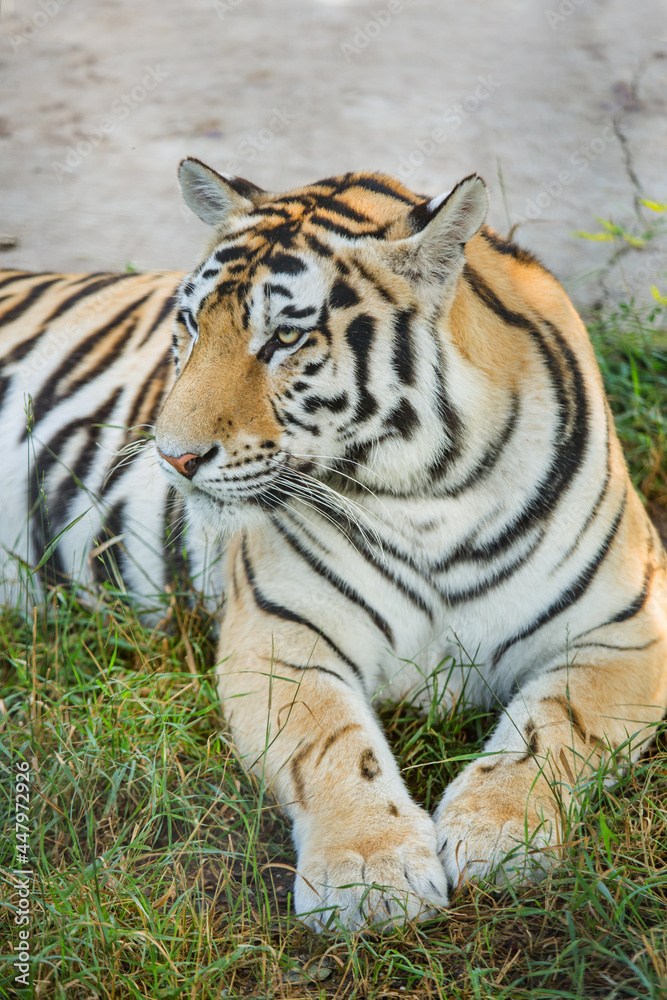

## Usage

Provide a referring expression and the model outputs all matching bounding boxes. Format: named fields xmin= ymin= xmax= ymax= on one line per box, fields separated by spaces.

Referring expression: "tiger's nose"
xmin=158 ymin=450 xmax=201 ymax=479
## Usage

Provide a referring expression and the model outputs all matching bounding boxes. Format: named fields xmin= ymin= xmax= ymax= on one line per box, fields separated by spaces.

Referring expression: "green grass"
xmin=588 ymin=302 xmax=667 ymax=505
xmin=1 ymin=303 xmax=666 ymax=1000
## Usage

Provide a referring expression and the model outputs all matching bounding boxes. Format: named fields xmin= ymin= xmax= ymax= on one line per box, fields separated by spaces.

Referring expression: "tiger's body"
xmin=2 ymin=161 xmax=666 ymax=931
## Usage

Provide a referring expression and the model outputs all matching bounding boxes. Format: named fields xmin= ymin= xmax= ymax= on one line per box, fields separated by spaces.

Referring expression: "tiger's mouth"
xmin=161 ymin=444 xmax=375 ymax=544
xmin=171 ymin=454 xmax=323 ymax=513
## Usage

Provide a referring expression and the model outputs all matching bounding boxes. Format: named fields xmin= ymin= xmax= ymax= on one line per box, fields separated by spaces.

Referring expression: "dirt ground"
xmin=1 ymin=0 xmax=666 ymax=310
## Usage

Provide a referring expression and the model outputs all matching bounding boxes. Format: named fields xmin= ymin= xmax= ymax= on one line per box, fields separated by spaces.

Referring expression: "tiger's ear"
xmin=384 ymin=174 xmax=488 ymax=284
xmin=178 ymin=158 xmax=265 ymax=226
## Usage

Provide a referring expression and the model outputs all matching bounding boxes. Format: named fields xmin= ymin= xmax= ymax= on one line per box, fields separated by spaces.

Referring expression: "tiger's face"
xmin=155 ymin=158 xmax=488 ymax=534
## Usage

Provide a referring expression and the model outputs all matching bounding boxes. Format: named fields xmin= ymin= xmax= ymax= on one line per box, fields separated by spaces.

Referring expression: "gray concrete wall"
xmin=1 ymin=0 xmax=666 ymax=310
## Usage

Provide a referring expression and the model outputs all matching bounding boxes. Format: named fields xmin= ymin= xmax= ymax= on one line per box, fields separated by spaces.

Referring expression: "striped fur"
xmin=2 ymin=160 xmax=666 ymax=931
xmin=0 ymin=269 xmax=222 ymax=609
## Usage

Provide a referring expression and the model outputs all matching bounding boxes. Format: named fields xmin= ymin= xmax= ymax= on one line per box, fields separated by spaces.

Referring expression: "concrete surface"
xmin=1 ymin=0 xmax=666 ymax=311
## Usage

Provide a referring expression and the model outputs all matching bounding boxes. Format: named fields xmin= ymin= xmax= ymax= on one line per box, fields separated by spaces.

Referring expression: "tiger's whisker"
xmin=275 ymin=471 xmax=387 ymax=560
xmin=282 ymin=466 xmax=391 ymax=542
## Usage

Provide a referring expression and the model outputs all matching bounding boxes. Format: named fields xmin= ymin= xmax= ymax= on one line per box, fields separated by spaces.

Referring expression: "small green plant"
xmin=574 ymin=197 xmax=667 ymax=250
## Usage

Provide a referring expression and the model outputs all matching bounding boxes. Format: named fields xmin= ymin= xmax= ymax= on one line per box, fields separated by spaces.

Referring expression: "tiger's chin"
xmin=183 ymin=486 xmax=281 ymax=540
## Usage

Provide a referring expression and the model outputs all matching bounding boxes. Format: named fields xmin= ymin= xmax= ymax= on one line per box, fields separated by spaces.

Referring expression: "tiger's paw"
xmin=433 ymin=767 xmax=562 ymax=889
xmin=293 ymin=808 xmax=449 ymax=932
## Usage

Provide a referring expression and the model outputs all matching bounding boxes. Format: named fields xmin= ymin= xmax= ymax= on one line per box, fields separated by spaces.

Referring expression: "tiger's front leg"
xmin=218 ymin=540 xmax=448 ymax=932
xmin=434 ymin=646 xmax=667 ymax=888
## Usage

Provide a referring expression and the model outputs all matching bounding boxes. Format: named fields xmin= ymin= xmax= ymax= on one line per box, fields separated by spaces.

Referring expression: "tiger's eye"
xmin=277 ymin=329 xmax=300 ymax=345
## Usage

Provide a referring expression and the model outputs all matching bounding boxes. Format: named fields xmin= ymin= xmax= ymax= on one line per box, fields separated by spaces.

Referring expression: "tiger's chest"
xmin=236 ymin=477 xmax=623 ymax=709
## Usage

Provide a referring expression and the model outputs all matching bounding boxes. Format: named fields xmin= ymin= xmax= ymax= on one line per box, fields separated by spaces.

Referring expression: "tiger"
xmin=2 ymin=158 xmax=666 ymax=933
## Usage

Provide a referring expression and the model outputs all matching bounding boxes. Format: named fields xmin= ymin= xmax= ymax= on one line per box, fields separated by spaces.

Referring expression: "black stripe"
xmin=290 ymin=741 xmax=315 ymax=806
xmin=269 ymin=398 xmax=287 ymax=427
xmin=0 ymin=322 xmax=53 ymax=368
xmin=241 ymin=293 xmax=253 ymax=335
xmin=280 ymin=408 xmax=321 ymax=436
xmin=252 ymin=205 xmax=293 ymax=221
xmin=460 ymin=265 xmax=589 ymax=562
xmin=299 ymin=497 xmax=436 ymax=621
xmin=345 ymin=313 xmax=377 ymax=421
xmin=304 ymin=233 xmax=333 ymax=257
xmin=90 ymin=499 xmax=126 ymax=587
xmin=137 ymin=291 xmax=178 ymax=347
xmin=64 ymin=314 xmax=144 ymax=398
xmin=480 ymin=226 xmax=544 ymax=270
xmin=164 ymin=487 xmax=190 ymax=587
xmin=0 ymin=272 xmax=125 ymax=348
xmin=28 ymin=293 xmax=152 ymax=433
xmin=271 ymin=193 xmax=320 ymax=207
xmin=266 ymin=283 xmax=293 ymax=299
xmin=0 ymin=374 xmax=10 ymax=412
xmin=101 ymin=354 xmax=171 ymax=498
xmin=315 ymin=197 xmax=373 ymax=224
xmin=266 ymin=252 xmax=306 ymax=275
xmin=69 ymin=272 xmax=110 ymax=284
xmin=352 ymin=260 xmax=395 ymax=303
xmin=177 ymin=307 xmax=197 ymax=336
xmin=598 ymin=564 xmax=653 ymax=626
xmin=491 ymin=491 xmax=628 ymax=669
xmin=426 ymin=334 xmax=463 ymax=479
xmin=0 ymin=277 xmax=61 ymax=327
xmin=572 ymin=639 xmax=658 ymax=653
xmin=551 ymin=415 xmax=612 ymax=571
xmin=281 ymin=304 xmax=316 ymax=320
xmin=302 ymin=392 xmax=349 ymax=414
xmin=303 ymin=359 xmax=327 ymax=376
xmin=262 ymin=220 xmax=300 ymax=249
xmin=0 ymin=271 xmax=51 ymax=292
xmin=384 ymin=397 xmax=420 ymax=440
xmin=227 ymin=175 xmax=264 ymax=199
xmin=281 ymin=506 xmax=333 ymax=553
xmin=347 ymin=177 xmax=417 ymax=205
xmin=409 ymin=198 xmax=440 ymax=234
xmin=235 ymin=279 xmax=251 ymax=304
xmin=441 ymin=393 xmax=520 ymax=499
xmin=241 ymin=537 xmax=364 ymax=682
xmin=541 ymin=695 xmax=587 ymax=744
xmin=272 ymin=516 xmax=394 ymax=644
xmin=30 ymin=389 xmax=122 ymax=585
xmin=214 ymin=245 xmax=246 ymax=265
xmin=221 ymin=464 xmax=276 ymax=484
xmin=316 ymin=723 xmax=360 ymax=763
xmin=329 ymin=280 xmax=359 ymax=310
xmin=210 ymin=280 xmax=238 ymax=300
xmin=436 ymin=529 xmax=543 ymax=605
xmin=314 ymin=302 xmax=332 ymax=344
xmin=49 ymin=389 xmax=123 ymax=530
xmin=392 ymin=308 xmax=416 ymax=386
xmin=36 ymin=273 xmax=137 ymax=328
xmin=312 ymin=215 xmax=373 ymax=239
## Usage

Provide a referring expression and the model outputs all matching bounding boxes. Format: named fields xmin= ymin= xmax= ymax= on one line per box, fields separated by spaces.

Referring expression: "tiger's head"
xmin=155 ymin=158 xmax=488 ymax=534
